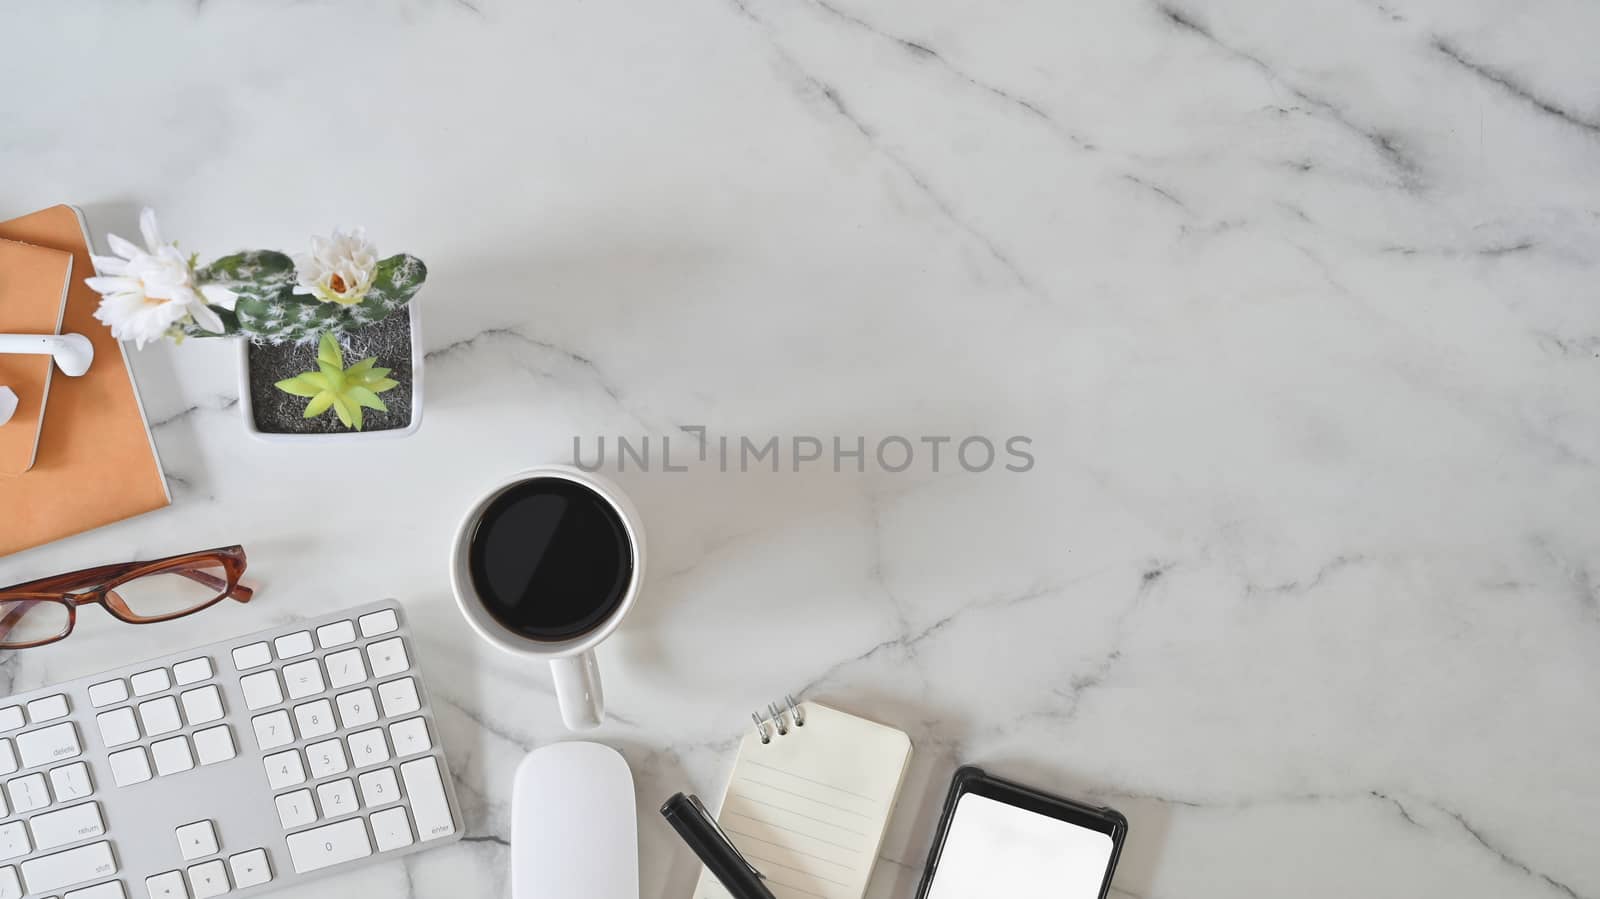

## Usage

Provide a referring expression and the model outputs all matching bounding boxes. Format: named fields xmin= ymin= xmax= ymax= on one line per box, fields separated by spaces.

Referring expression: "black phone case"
xmin=912 ymin=766 xmax=1129 ymax=899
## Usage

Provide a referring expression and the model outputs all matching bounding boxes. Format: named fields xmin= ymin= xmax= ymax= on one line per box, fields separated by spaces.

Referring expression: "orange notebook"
xmin=0 ymin=206 xmax=170 ymax=556
xmin=0 ymin=239 xmax=74 ymax=476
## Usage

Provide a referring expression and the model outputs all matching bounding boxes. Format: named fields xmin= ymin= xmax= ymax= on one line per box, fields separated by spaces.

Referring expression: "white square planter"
xmin=236 ymin=306 xmax=424 ymax=442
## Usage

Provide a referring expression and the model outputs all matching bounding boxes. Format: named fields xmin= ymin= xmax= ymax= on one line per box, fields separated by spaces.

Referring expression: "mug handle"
xmin=550 ymin=650 xmax=605 ymax=730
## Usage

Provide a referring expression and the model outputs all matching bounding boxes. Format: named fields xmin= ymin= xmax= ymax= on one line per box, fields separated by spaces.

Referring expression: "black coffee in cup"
xmin=466 ymin=477 xmax=635 ymax=642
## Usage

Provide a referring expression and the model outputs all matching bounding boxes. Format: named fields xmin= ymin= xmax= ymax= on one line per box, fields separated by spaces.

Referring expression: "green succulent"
xmin=274 ymin=333 xmax=399 ymax=431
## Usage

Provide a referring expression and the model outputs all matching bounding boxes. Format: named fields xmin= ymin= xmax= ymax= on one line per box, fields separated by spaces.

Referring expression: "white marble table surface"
xmin=3 ymin=0 xmax=1597 ymax=897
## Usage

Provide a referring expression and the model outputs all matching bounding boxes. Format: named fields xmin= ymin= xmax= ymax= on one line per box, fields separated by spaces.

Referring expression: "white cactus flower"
xmin=293 ymin=228 xmax=378 ymax=306
xmin=84 ymin=209 xmax=238 ymax=348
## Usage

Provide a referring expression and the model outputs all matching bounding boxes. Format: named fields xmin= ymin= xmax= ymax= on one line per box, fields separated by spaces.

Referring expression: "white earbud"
xmin=0 ymin=333 xmax=95 ymax=377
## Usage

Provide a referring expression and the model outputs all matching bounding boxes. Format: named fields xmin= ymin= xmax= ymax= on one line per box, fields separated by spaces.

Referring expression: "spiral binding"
xmin=751 ymin=694 xmax=806 ymax=744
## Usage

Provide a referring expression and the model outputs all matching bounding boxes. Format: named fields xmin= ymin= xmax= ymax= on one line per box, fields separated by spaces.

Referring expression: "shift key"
xmin=15 ymin=723 xmax=81 ymax=768
xmin=21 ymin=840 xmax=115 ymax=893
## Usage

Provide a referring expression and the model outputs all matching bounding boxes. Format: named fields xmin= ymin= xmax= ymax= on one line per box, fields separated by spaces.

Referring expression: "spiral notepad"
xmin=694 ymin=698 xmax=912 ymax=899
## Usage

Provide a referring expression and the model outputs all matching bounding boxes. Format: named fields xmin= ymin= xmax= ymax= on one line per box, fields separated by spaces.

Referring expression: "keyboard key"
xmin=187 ymin=859 xmax=228 ymax=899
xmin=294 ymin=700 xmax=335 ymax=740
xmin=316 ymin=620 xmax=356 ymax=648
xmin=388 ymin=718 xmax=431 ymax=757
xmin=285 ymin=817 xmax=371 ymax=874
xmin=274 ymin=631 xmax=314 ymax=659
xmin=48 ymin=762 xmax=93 ymax=801
xmin=274 ymin=789 xmax=317 ymax=829
xmin=0 ymin=867 xmax=16 ymax=899
xmin=358 ymin=608 xmax=398 ymax=637
xmin=0 ymin=822 xmax=27 ymax=861
xmin=138 ymin=696 xmax=182 ymax=736
xmin=305 ymin=739 xmax=348 ymax=779
xmin=228 ymin=849 xmax=271 ymax=889
xmin=0 ymin=740 xmax=15 ymax=776
xmin=0 ymin=708 xmax=21 ymax=733
xmin=282 ymin=659 xmax=326 ymax=700
xmin=335 ymin=688 xmax=377 ymax=729
xmin=96 ymin=708 xmax=139 ymax=748
xmin=64 ymin=881 xmax=125 ymax=899
xmin=107 ymin=748 xmax=152 ymax=786
xmin=231 ymin=642 xmax=271 ymax=670
xmin=252 ymin=710 xmax=294 ymax=751
xmin=30 ymin=803 xmax=104 ymax=851
xmin=144 ymin=871 xmax=186 ymax=899
xmin=17 ymin=722 xmax=82 ymax=767
xmin=173 ymin=657 xmax=213 ymax=686
xmin=323 ymin=648 xmax=367 ymax=689
xmin=240 ymin=671 xmax=283 ymax=710
xmin=193 ymin=726 xmax=236 ymax=766
xmin=87 ymin=680 xmax=127 ymax=709
xmin=152 ymin=736 xmax=195 ymax=776
xmin=19 ymin=840 xmax=116 ymax=893
xmin=366 ymin=637 xmax=408 ymax=678
xmin=378 ymin=677 xmax=420 ymax=717
xmin=26 ymin=694 xmax=69 ymax=722
xmin=358 ymin=767 xmax=399 ymax=807
xmin=263 ymin=750 xmax=306 ymax=789
xmin=176 ymin=821 xmax=219 ymax=860
xmin=346 ymin=728 xmax=390 ymax=768
xmin=315 ymin=778 xmax=357 ymax=817
xmin=371 ymin=806 xmax=414 ymax=852
xmin=131 ymin=669 xmax=170 ymax=696
xmin=180 ymin=686 xmax=225 ymax=725
xmin=401 ymin=756 xmax=456 ymax=841
xmin=7 ymin=773 xmax=47 ymax=814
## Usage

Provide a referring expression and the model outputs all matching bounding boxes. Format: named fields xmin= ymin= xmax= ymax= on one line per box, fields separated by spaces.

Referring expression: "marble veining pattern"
xmin=2 ymin=0 xmax=1596 ymax=897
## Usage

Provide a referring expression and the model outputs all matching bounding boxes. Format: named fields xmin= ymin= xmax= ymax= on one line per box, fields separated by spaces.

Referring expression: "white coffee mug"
xmin=449 ymin=465 xmax=645 ymax=730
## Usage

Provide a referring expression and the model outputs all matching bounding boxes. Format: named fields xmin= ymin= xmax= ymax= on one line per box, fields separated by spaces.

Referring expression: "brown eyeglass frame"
xmin=0 ymin=545 xmax=253 ymax=649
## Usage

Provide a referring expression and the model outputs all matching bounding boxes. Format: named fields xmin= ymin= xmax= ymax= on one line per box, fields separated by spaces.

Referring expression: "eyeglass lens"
xmin=0 ymin=599 xmax=71 ymax=647
xmin=110 ymin=562 xmax=232 ymax=620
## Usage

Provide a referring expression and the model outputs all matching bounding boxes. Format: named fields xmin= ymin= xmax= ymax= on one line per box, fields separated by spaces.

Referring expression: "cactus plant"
xmin=84 ymin=210 xmax=427 ymax=347
xmin=186 ymin=250 xmax=426 ymax=345
xmin=81 ymin=211 xmax=428 ymax=437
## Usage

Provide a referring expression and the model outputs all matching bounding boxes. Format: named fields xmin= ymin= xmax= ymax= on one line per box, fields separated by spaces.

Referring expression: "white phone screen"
xmin=925 ymin=792 xmax=1114 ymax=899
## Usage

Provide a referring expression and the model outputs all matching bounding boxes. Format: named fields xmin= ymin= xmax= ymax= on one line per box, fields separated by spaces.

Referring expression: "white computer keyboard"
xmin=0 ymin=600 xmax=463 ymax=899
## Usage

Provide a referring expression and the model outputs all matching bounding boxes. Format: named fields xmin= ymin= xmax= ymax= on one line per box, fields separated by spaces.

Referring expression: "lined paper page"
xmin=693 ymin=703 xmax=912 ymax=899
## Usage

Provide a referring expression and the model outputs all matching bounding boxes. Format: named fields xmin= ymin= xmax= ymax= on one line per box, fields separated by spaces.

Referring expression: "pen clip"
xmin=689 ymin=794 xmax=766 ymax=881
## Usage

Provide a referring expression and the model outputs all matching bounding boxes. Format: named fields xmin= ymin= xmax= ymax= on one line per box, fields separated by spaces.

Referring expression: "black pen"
xmin=661 ymin=792 xmax=778 ymax=899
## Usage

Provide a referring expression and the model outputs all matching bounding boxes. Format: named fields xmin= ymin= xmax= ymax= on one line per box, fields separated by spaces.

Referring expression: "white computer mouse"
xmin=512 ymin=741 xmax=640 ymax=899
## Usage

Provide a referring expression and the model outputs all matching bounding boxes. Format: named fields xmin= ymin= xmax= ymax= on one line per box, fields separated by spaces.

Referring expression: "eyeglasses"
xmin=0 ymin=545 xmax=253 ymax=649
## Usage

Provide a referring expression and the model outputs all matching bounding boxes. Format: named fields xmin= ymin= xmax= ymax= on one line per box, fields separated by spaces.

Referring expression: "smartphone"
xmin=914 ymin=766 xmax=1128 ymax=899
